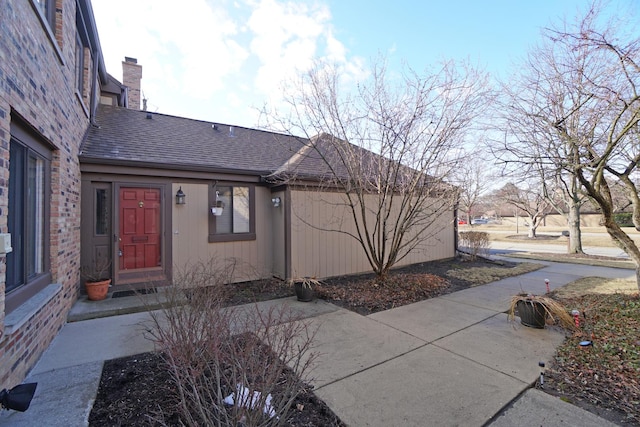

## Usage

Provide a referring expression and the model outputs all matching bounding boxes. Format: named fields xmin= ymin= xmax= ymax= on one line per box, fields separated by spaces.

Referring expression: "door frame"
xmin=81 ymin=178 xmax=172 ymax=291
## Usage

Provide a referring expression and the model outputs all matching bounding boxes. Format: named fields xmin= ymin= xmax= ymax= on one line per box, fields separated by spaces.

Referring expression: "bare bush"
xmin=145 ymin=259 xmax=317 ymax=426
xmin=458 ymin=231 xmax=490 ymax=260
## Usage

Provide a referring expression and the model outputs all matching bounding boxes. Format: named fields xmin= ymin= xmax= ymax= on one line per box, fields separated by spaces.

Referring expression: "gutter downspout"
xmin=89 ymin=54 xmax=99 ymax=126
xmin=454 ymin=202 xmax=459 ymax=255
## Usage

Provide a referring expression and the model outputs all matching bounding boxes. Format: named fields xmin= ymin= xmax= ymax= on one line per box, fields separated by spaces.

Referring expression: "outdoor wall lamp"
xmin=175 ymin=187 xmax=186 ymax=205
xmin=271 ymin=197 xmax=282 ymax=208
xmin=0 ymin=382 xmax=37 ymax=412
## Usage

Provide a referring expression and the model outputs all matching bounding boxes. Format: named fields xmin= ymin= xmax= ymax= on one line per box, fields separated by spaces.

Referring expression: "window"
xmin=95 ymin=189 xmax=109 ymax=235
xmin=34 ymin=0 xmax=56 ymax=31
xmin=75 ymin=6 xmax=91 ymax=105
xmin=29 ymin=0 xmax=63 ymax=60
xmin=75 ymin=30 xmax=85 ymax=96
xmin=209 ymin=184 xmax=255 ymax=242
xmin=6 ymin=120 xmax=52 ymax=313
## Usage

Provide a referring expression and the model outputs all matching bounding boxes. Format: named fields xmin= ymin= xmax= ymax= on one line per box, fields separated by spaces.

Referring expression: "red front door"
xmin=119 ymin=187 xmax=161 ymax=272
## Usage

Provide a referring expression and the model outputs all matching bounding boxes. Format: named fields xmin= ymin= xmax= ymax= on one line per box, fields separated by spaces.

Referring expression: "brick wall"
xmin=122 ymin=57 xmax=142 ymax=110
xmin=0 ymin=0 xmax=89 ymax=386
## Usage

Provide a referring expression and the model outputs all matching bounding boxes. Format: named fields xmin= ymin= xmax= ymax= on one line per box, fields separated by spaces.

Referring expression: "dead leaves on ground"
xmin=314 ymin=273 xmax=450 ymax=315
xmin=546 ymin=293 xmax=640 ymax=424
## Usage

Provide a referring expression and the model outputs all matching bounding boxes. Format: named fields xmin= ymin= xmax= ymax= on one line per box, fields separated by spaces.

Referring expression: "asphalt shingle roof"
xmin=81 ymin=105 xmax=307 ymax=175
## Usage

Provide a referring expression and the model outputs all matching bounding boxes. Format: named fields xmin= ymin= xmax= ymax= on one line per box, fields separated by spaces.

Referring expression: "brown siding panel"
xmin=290 ymin=190 xmax=455 ymax=279
xmin=172 ymin=184 xmax=273 ymax=283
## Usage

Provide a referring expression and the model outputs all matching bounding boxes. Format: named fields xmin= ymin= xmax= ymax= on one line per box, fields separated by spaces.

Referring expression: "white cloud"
xmin=92 ymin=0 xmax=365 ymax=127
xmin=247 ymin=0 xmax=332 ymax=96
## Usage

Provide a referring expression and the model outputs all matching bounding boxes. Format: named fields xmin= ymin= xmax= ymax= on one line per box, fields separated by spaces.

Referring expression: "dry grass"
xmin=504 ymin=252 xmax=637 ymax=269
xmin=461 ymin=224 xmax=640 ymax=248
xmin=552 ymin=277 xmax=638 ymax=298
xmin=287 ymin=277 xmax=323 ymax=289
xmin=445 ymin=262 xmax=544 ymax=285
xmin=507 ymin=294 xmax=576 ymax=330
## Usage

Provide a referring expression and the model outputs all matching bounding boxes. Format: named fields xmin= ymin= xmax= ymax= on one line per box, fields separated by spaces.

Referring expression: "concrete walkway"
xmin=1 ymin=260 xmax=631 ymax=426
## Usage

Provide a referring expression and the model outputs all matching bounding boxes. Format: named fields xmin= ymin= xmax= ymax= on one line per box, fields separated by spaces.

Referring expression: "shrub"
xmin=613 ymin=212 xmax=634 ymax=227
xmin=145 ymin=258 xmax=317 ymax=426
xmin=458 ymin=231 xmax=490 ymax=260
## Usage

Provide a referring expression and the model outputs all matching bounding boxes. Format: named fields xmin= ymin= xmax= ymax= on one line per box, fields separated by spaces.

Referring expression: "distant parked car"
xmin=457 ymin=218 xmax=467 ymax=225
xmin=471 ymin=217 xmax=488 ymax=225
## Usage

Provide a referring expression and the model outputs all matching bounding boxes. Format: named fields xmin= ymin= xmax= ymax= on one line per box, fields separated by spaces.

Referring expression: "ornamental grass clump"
xmin=508 ymin=293 xmax=577 ymax=330
xmin=287 ymin=277 xmax=322 ymax=289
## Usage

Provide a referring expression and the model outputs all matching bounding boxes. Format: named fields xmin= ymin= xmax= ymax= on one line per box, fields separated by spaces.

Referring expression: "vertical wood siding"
xmin=290 ymin=190 xmax=455 ymax=279
xmin=172 ymin=184 xmax=273 ymax=283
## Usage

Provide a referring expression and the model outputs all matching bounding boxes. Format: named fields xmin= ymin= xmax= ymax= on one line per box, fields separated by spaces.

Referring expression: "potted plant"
xmin=288 ymin=277 xmax=320 ymax=302
xmin=81 ymin=258 xmax=112 ymax=301
xmin=210 ymin=200 xmax=225 ymax=216
xmin=508 ymin=293 xmax=575 ymax=329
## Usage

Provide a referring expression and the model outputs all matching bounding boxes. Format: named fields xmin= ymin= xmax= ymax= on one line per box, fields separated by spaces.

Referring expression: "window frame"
xmin=75 ymin=29 xmax=85 ymax=97
xmin=30 ymin=0 xmax=64 ymax=61
xmin=33 ymin=0 xmax=56 ymax=31
xmin=208 ymin=184 xmax=256 ymax=243
xmin=5 ymin=119 xmax=53 ymax=314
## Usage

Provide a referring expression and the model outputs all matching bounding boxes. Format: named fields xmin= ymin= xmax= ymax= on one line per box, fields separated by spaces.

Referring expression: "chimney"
xmin=122 ymin=57 xmax=142 ymax=110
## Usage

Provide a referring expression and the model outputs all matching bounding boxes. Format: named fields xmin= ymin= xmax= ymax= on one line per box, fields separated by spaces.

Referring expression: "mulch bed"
xmin=89 ymin=345 xmax=344 ymax=426
xmin=312 ymin=259 xmax=479 ymax=315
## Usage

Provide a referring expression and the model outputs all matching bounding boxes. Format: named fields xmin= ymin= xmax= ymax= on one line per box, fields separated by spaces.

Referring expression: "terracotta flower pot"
xmin=85 ymin=279 xmax=111 ymax=301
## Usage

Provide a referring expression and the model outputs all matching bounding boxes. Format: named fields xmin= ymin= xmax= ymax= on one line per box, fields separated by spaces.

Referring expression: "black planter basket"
xmin=516 ymin=300 xmax=546 ymax=328
xmin=294 ymin=282 xmax=314 ymax=302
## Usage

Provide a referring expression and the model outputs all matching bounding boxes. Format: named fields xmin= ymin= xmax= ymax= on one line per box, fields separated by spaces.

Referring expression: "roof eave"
xmin=78 ymin=155 xmax=273 ymax=177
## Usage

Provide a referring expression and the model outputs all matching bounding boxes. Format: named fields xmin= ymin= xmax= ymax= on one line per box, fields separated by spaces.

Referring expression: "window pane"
xmin=216 ymin=187 xmax=232 ymax=234
xmin=96 ymin=189 xmax=108 ymax=235
xmin=233 ymin=187 xmax=250 ymax=233
xmin=76 ymin=32 xmax=84 ymax=93
xmin=35 ymin=0 xmax=47 ymax=15
xmin=26 ymin=154 xmax=44 ymax=277
xmin=36 ymin=0 xmax=55 ymax=29
xmin=6 ymin=143 xmax=25 ymax=292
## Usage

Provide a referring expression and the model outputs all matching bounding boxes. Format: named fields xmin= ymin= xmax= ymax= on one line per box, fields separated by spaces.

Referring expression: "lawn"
xmin=461 ymin=224 xmax=640 ymax=248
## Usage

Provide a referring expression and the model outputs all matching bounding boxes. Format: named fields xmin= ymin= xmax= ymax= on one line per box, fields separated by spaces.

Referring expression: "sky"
xmin=91 ymin=0 xmax=638 ymax=130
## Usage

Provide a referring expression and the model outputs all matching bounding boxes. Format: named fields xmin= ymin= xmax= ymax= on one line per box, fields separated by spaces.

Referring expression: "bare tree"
xmin=451 ymin=152 xmax=493 ymax=224
xmin=266 ymin=59 xmax=491 ymax=279
xmin=495 ymin=182 xmax=551 ymax=238
xmin=497 ymin=2 xmax=640 ymax=287
xmin=492 ymin=19 xmax=595 ymax=252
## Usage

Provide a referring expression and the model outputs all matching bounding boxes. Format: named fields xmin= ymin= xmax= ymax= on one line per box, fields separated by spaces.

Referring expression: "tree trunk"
xmin=527 ymin=214 xmax=543 ymax=238
xmin=603 ymin=219 xmax=640 ymax=291
xmin=567 ymin=202 xmax=583 ymax=254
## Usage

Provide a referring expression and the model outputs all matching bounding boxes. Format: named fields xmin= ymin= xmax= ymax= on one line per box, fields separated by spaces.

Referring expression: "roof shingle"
xmin=81 ymin=105 xmax=307 ymax=175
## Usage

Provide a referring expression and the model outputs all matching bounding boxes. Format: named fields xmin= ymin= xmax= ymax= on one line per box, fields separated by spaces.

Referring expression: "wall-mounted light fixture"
xmin=175 ymin=187 xmax=186 ymax=205
xmin=271 ymin=196 xmax=282 ymax=208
